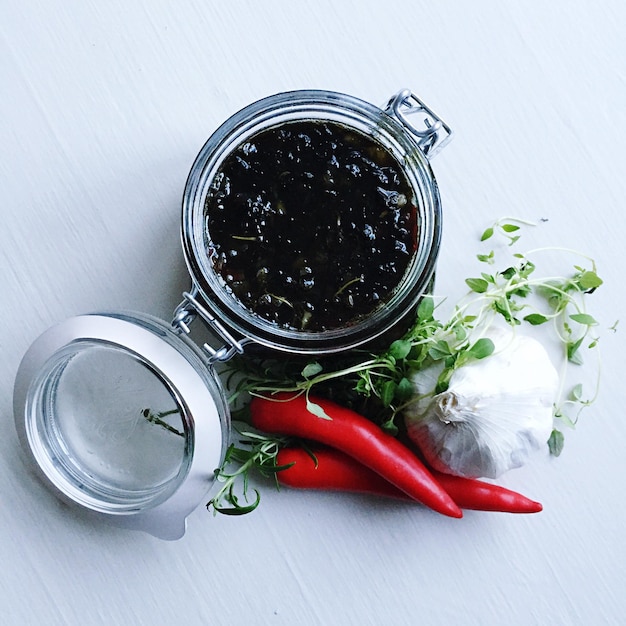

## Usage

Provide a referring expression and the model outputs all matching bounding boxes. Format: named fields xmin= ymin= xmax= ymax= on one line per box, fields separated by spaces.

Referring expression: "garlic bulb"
xmin=404 ymin=327 xmax=559 ymax=479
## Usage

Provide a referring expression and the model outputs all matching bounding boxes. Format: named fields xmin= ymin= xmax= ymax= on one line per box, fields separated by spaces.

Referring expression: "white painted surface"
xmin=1 ymin=1 xmax=625 ymax=624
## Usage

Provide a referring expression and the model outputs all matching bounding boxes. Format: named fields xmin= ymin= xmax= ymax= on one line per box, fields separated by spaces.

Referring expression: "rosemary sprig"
xmin=206 ymin=428 xmax=294 ymax=515
xmin=141 ymin=408 xmax=184 ymax=437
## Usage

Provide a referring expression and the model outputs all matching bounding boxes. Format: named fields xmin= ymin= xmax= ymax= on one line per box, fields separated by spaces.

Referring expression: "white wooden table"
xmin=2 ymin=1 xmax=625 ymax=624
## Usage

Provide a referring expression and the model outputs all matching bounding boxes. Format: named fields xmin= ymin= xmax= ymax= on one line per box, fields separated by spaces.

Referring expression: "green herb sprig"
xmin=211 ymin=218 xmax=609 ymax=513
xmin=227 ymin=219 xmax=606 ymax=441
xmin=141 ymin=408 xmax=184 ymax=437
xmin=470 ymin=219 xmax=606 ymax=441
xmin=206 ymin=428 xmax=293 ymax=515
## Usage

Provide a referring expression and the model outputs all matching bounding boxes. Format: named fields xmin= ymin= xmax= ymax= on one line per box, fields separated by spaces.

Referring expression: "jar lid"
xmin=13 ymin=312 xmax=229 ymax=540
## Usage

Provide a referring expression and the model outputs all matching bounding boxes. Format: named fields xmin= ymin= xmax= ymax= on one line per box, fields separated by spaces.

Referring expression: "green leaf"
xmin=381 ymin=418 xmax=399 ymax=436
xmin=435 ymin=367 xmax=454 ymax=394
xmin=417 ymin=296 xmax=435 ymax=321
xmin=468 ymin=337 xmax=495 ymax=360
xmin=480 ymin=226 xmax=494 ymax=241
xmin=524 ymin=313 xmax=549 ymax=325
xmin=453 ymin=324 xmax=468 ymax=341
xmin=570 ymin=313 xmax=597 ymax=326
xmin=396 ymin=376 xmax=414 ymax=402
xmin=569 ymin=383 xmax=584 ymax=402
xmin=354 ymin=378 xmax=370 ymax=395
xmin=388 ymin=339 xmax=412 ymax=360
xmin=477 ymin=251 xmax=494 ymax=264
xmin=510 ymin=284 xmax=532 ymax=298
xmin=306 ymin=399 xmax=332 ymax=420
xmin=380 ymin=380 xmax=397 ymax=407
xmin=567 ymin=337 xmax=584 ymax=364
xmin=407 ymin=342 xmax=428 ymax=365
xmin=492 ymin=299 xmax=520 ymax=324
xmin=501 ymin=223 xmax=520 ymax=233
xmin=465 ymin=277 xmax=489 ymax=293
xmin=578 ymin=271 xmax=603 ymax=291
xmin=428 ymin=340 xmax=451 ymax=360
xmin=548 ymin=429 xmax=565 ymax=457
xmin=301 ymin=362 xmax=323 ymax=378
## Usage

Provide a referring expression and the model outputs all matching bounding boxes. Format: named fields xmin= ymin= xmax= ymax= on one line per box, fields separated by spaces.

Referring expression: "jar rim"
xmin=181 ymin=89 xmax=443 ymax=354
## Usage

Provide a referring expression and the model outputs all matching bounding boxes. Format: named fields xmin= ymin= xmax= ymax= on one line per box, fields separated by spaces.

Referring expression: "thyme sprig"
xmin=209 ymin=218 xmax=609 ymax=513
xmin=225 ymin=219 xmax=607 ymax=445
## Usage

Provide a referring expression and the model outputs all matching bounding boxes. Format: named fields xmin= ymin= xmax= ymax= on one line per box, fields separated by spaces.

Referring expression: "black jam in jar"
xmin=204 ymin=120 xmax=418 ymax=332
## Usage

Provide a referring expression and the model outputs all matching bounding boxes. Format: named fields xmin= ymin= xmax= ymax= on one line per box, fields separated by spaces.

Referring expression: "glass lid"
xmin=13 ymin=312 xmax=230 ymax=540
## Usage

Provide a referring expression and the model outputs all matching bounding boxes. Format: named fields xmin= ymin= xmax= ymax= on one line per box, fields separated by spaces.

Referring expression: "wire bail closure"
xmin=385 ymin=89 xmax=452 ymax=159
xmin=172 ymin=289 xmax=250 ymax=363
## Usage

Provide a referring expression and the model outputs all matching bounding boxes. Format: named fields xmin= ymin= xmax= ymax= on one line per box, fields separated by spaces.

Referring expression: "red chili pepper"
xmin=249 ymin=393 xmax=463 ymax=518
xmin=276 ymin=445 xmax=543 ymax=514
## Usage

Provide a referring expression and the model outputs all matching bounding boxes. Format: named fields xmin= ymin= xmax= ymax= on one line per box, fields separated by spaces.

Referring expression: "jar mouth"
xmin=182 ymin=90 xmax=442 ymax=354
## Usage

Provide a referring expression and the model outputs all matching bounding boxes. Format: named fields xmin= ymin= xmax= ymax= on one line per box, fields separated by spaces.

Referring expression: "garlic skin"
xmin=404 ymin=328 xmax=559 ymax=479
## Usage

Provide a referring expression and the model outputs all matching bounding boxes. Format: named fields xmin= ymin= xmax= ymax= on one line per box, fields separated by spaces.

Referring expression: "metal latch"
xmin=172 ymin=288 xmax=250 ymax=364
xmin=385 ymin=89 xmax=453 ymax=159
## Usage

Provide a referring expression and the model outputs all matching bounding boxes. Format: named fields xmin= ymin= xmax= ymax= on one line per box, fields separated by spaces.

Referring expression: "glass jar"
xmin=177 ymin=88 xmax=451 ymax=358
xmin=13 ymin=89 xmax=451 ymax=539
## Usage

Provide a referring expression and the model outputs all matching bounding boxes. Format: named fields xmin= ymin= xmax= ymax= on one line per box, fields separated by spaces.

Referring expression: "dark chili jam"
xmin=204 ymin=120 xmax=418 ymax=332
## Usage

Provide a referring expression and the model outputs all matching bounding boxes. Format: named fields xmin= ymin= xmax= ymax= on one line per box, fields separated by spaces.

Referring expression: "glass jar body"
xmin=181 ymin=90 xmax=443 ymax=355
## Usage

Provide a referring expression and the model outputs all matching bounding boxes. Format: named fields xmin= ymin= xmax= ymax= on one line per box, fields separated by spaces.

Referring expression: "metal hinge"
xmin=385 ymin=89 xmax=453 ymax=159
xmin=172 ymin=288 xmax=251 ymax=364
